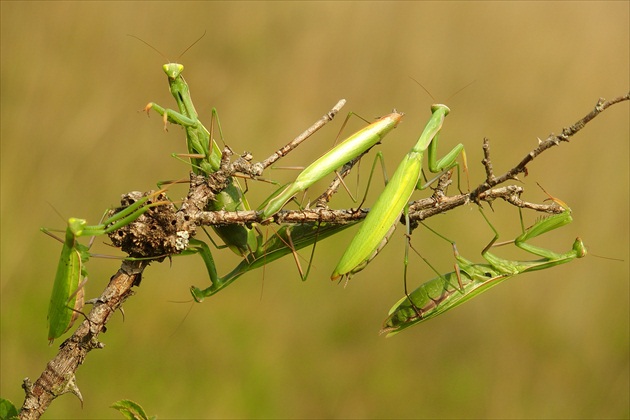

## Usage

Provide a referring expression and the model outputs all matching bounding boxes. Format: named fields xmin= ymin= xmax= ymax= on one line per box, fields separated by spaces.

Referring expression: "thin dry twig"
xmin=255 ymin=99 xmax=347 ymax=173
xmin=470 ymin=92 xmax=630 ymax=199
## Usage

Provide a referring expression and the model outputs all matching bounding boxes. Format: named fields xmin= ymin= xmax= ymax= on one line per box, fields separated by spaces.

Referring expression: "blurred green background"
xmin=1 ymin=2 xmax=628 ymax=418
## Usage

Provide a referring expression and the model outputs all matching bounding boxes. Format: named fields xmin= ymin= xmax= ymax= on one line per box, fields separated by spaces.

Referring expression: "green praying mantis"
xmin=381 ymin=203 xmax=587 ymax=336
xmin=42 ymin=192 xmax=169 ymax=343
xmin=332 ymin=104 xmax=468 ymax=282
xmin=138 ymin=35 xmax=259 ymax=258
xmin=259 ymin=112 xmax=403 ymax=218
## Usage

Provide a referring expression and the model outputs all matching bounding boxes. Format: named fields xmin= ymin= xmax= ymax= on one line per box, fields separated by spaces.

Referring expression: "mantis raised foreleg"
xmin=381 ymin=204 xmax=586 ymax=336
xmin=42 ymin=192 xmax=170 ymax=343
xmin=332 ymin=104 xmax=467 ymax=281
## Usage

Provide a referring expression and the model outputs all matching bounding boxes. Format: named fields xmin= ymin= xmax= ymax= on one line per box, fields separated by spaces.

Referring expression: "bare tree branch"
xmin=18 ymin=93 xmax=628 ymax=419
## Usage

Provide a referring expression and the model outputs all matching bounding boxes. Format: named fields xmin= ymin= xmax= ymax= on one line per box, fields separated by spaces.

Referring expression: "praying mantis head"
xmin=162 ymin=62 xmax=184 ymax=80
xmin=67 ymin=218 xmax=87 ymax=238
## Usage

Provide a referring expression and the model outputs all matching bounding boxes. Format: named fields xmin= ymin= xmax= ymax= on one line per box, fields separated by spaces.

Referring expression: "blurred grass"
xmin=1 ymin=2 xmax=628 ymax=418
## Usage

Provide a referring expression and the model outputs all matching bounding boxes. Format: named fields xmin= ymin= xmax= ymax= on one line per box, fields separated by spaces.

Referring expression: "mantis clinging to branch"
xmin=133 ymin=33 xmax=260 ymax=258
xmin=332 ymin=104 xmax=468 ymax=282
xmin=259 ymin=112 xmax=403 ymax=218
xmin=381 ymin=203 xmax=586 ymax=336
xmin=42 ymin=191 xmax=170 ymax=343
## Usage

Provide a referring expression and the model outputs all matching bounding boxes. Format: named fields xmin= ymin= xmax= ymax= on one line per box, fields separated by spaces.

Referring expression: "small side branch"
xmin=471 ymin=92 xmax=629 ymax=200
xmin=256 ymin=99 xmax=346 ymax=172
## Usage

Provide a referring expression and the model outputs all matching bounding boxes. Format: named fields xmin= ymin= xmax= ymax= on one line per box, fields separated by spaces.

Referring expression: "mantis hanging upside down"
xmin=42 ymin=191 xmax=170 ymax=343
xmin=381 ymin=203 xmax=587 ymax=336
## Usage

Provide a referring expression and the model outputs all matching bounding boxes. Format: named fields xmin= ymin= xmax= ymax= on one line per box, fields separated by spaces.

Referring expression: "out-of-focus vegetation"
xmin=1 ymin=2 xmax=628 ymax=418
